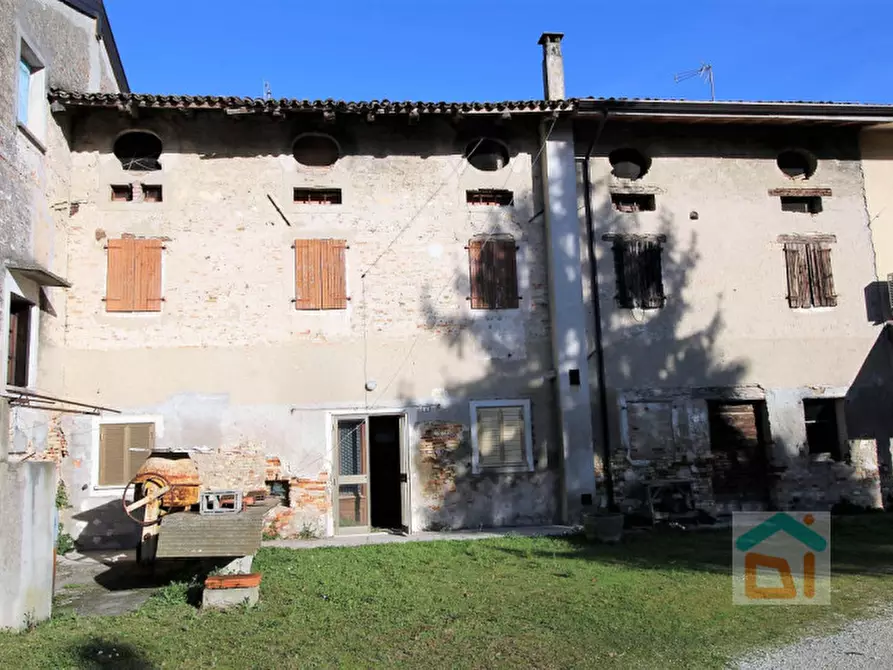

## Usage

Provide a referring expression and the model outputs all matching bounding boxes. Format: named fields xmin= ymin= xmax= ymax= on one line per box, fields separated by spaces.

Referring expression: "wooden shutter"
xmin=126 ymin=423 xmax=155 ymax=482
xmin=133 ymin=239 xmax=163 ymax=312
xmin=612 ymin=241 xmax=633 ymax=308
xmin=295 ymin=239 xmax=347 ymax=310
xmin=321 ymin=240 xmax=348 ymax=309
xmin=639 ymin=240 xmax=665 ymax=309
xmin=477 ymin=406 xmax=526 ymax=468
xmin=784 ymin=243 xmax=810 ymax=308
xmin=99 ymin=424 xmax=128 ymax=486
xmin=808 ymin=245 xmax=837 ymax=307
xmin=468 ymin=237 xmax=518 ymax=310
xmin=498 ymin=406 xmax=526 ymax=465
xmin=106 ymin=238 xmax=136 ymax=312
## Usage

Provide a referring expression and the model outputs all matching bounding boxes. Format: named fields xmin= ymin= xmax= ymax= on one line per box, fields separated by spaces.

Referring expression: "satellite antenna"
xmin=674 ymin=63 xmax=715 ymax=101
xmin=263 ymin=81 xmax=273 ymax=101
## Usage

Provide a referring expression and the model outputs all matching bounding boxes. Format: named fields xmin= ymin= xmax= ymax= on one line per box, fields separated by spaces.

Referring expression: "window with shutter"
xmin=468 ymin=236 xmax=519 ymax=310
xmin=98 ymin=422 xmax=155 ymax=487
xmin=471 ymin=400 xmax=533 ymax=473
xmin=294 ymin=239 xmax=347 ymax=310
xmin=106 ymin=238 xmax=163 ymax=312
xmin=609 ymin=236 xmax=666 ymax=309
xmin=783 ymin=240 xmax=836 ymax=309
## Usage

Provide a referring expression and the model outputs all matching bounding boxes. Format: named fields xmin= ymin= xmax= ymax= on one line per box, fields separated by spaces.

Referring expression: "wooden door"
xmin=708 ymin=401 xmax=770 ymax=503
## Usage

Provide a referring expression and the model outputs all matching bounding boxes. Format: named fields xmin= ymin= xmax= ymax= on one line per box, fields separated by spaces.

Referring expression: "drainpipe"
xmin=579 ymin=110 xmax=616 ymax=509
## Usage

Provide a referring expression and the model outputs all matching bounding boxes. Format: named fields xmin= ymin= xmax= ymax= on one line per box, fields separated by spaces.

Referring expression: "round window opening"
xmin=777 ymin=150 xmax=816 ymax=180
xmin=465 ymin=139 xmax=510 ymax=172
xmin=609 ymin=148 xmax=650 ymax=180
xmin=293 ymin=134 xmax=340 ymax=167
xmin=114 ymin=131 xmax=162 ymax=171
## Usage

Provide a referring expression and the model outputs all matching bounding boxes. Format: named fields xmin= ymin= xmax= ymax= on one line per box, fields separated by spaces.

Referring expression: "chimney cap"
xmin=538 ymin=32 xmax=565 ymax=45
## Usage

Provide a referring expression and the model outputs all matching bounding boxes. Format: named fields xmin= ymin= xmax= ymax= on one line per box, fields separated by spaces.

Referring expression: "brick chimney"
xmin=538 ymin=32 xmax=565 ymax=100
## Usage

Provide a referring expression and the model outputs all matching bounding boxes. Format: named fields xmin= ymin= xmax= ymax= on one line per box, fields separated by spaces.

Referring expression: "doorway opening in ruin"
xmin=708 ymin=400 xmax=772 ymax=511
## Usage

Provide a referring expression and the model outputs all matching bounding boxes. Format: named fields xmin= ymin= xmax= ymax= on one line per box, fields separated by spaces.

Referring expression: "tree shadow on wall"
xmin=391 ymin=165 xmax=752 ymax=534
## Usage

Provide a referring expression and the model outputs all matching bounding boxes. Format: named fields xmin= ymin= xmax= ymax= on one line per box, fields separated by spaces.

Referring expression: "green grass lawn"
xmin=2 ymin=515 xmax=892 ymax=669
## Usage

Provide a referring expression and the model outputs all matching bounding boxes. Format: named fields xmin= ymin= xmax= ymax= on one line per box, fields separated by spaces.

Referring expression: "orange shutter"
xmin=468 ymin=239 xmax=486 ymax=309
xmin=133 ymin=239 xmax=163 ymax=312
xmin=321 ymin=239 xmax=347 ymax=309
xmin=295 ymin=239 xmax=347 ymax=310
xmin=106 ymin=238 xmax=136 ymax=312
xmin=469 ymin=237 xmax=518 ymax=309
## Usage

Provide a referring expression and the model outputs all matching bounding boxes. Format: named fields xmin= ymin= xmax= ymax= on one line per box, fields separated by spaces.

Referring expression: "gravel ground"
xmin=736 ymin=608 xmax=893 ymax=669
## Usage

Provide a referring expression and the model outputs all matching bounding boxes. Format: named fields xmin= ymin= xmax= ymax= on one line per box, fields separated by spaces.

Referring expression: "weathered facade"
xmin=0 ymin=0 xmax=126 ymax=630
xmin=7 ymin=24 xmax=893 ymax=553
xmin=575 ymin=106 xmax=893 ymax=517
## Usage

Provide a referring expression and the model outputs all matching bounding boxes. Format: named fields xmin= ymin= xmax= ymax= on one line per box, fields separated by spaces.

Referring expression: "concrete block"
xmin=202 ymin=585 xmax=259 ymax=609
xmin=217 ymin=554 xmax=254 ymax=575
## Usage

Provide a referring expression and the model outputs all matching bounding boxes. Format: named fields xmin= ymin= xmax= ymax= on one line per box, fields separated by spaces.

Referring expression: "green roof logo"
xmin=735 ymin=513 xmax=827 ymax=553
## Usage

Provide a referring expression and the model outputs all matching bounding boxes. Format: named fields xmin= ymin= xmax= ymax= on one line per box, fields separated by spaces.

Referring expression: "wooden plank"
xmin=134 ymin=239 xmax=163 ymax=312
xmin=155 ymin=501 xmax=276 ymax=558
xmin=205 ymin=573 xmax=262 ymax=589
xmin=468 ymin=239 xmax=485 ymax=308
xmin=106 ymin=238 xmax=135 ymax=311
xmin=321 ymin=239 xmax=347 ymax=309
xmin=294 ymin=239 xmax=321 ymax=309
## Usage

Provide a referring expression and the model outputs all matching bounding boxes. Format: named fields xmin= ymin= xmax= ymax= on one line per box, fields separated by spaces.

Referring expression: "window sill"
xmin=17 ymin=121 xmax=46 ymax=153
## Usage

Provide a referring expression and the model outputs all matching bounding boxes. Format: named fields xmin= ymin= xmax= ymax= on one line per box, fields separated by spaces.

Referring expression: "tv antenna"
xmin=674 ymin=63 xmax=715 ymax=101
xmin=263 ymin=81 xmax=273 ymax=101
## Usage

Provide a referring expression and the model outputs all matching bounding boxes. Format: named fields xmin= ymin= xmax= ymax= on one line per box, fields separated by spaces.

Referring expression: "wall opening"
xmin=777 ymin=150 xmax=816 ymax=180
xmin=465 ymin=139 xmax=509 ymax=172
xmin=466 ymin=189 xmax=514 ymax=206
xmin=803 ymin=399 xmax=843 ymax=461
xmin=7 ymin=295 xmax=32 ymax=387
xmin=609 ymin=148 xmax=651 ymax=180
xmin=611 ymin=193 xmax=656 ymax=213
xmin=780 ymin=195 xmax=822 ymax=214
xmin=294 ymin=187 xmax=342 ymax=204
xmin=114 ymin=132 xmax=162 ymax=171
xmin=293 ymin=134 xmax=340 ymax=167
xmin=142 ymin=185 xmax=163 ymax=202
xmin=708 ymin=400 xmax=771 ymax=505
xmin=111 ymin=184 xmax=133 ymax=202
xmin=369 ymin=415 xmax=403 ymax=530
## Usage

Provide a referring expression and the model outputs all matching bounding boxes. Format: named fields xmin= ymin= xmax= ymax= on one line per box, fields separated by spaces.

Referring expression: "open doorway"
xmin=369 ymin=415 xmax=402 ymax=530
xmin=334 ymin=413 xmax=407 ymax=534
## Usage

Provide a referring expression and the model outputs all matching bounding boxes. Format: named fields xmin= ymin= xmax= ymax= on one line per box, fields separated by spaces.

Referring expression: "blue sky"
xmin=106 ymin=0 xmax=892 ymax=104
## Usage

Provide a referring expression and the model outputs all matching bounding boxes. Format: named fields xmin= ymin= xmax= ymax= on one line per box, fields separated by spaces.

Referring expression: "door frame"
xmin=328 ymin=408 xmax=413 ymax=535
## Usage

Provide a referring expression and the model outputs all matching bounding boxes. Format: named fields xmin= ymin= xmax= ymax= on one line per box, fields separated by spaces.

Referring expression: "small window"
xmin=465 ymin=139 xmax=509 ymax=172
xmin=114 ymin=132 xmax=162 ymax=171
xmin=106 ymin=238 xmax=164 ymax=312
xmin=783 ymin=240 xmax=836 ymax=308
xmin=471 ymin=400 xmax=533 ymax=473
xmin=17 ymin=41 xmax=47 ymax=142
xmin=609 ymin=236 xmax=666 ymax=309
xmin=777 ymin=150 xmax=816 ymax=180
xmin=780 ymin=196 xmax=822 ymax=214
xmin=98 ymin=422 xmax=155 ymax=487
xmin=111 ymin=184 xmax=133 ymax=202
xmin=609 ymin=148 xmax=651 ymax=180
xmin=294 ymin=188 xmax=342 ymax=204
xmin=7 ymin=296 xmax=32 ymax=387
xmin=293 ymin=134 xmax=340 ymax=167
xmin=611 ymin=193 xmax=656 ymax=213
xmin=466 ymin=189 xmax=514 ymax=206
xmin=142 ymin=185 xmax=163 ymax=202
xmin=468 ymin=236 xmax=519 ymax=310
xmin=803 ymin=399 xmax=843 ymax=460
xmin=294 ymin=239 xmax=347 ymax=310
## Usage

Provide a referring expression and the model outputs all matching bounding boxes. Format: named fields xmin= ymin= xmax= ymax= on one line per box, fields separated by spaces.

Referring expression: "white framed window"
xmin=17 ymin=37 xmax=47 ymax=147
xmin=470 ymin=399 xmax=533 ymax=474
xmin=91 ymin=415 xmax=162 ymax=494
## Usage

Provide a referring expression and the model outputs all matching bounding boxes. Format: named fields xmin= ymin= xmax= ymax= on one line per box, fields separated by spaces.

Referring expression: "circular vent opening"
xmin=114 ymin=131 xmax=162 ymax=171
xmin=293 ymin=134 xmax=340 ymax=167
xmin=777 ymin=150 xmax=816 ymax=180
xmin=465 ymin=139 xmax=510 ymax=172
xmin=608 ymin=148 xmax=650 ymax=180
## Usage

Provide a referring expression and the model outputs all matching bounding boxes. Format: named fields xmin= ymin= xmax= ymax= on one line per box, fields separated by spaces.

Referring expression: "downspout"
xmin=580 ymin=110 xmax=616 ymax=508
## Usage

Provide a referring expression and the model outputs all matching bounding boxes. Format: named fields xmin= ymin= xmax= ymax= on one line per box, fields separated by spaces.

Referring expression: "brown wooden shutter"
xmin=639 ymin=240 xmax=665 ymax=309
xmin=99 ymin=424 xmax=127 ymax=486
xmin=784 ymin=243 xmax=810 ymax=308
xmin=106 ymin=238 xmax=136 ymax=312
xmin=133 ymin=239 xmax=163 ymax=312
xmin=468 ymin=237 xmax=519 ymax=310
xmin=294 ymin=239 xmax=322 ymax=310
xmin=320 ymin=239 xmax=347 ymax=309
xmin=295 ymin=239 xmax=347 ymax=310
xmin=811 ymin=246 xmax=836 ymax=307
